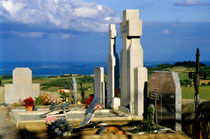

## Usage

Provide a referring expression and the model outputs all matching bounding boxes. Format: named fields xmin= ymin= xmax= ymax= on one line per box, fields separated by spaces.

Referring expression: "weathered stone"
xmin=94 ymin=67 xmax=105 ymax=105
xmin=72 ymin=78 xmax=77 ymax=104
xmin=4 ymin=68 xmax=40 ymax=104
xmin=119 ymin=9 xmax=147 ymax=117
xmin=107 ymin=24 xmax=119 ymax=108
xmin=149 ymin=71 xmax=182 ymax=130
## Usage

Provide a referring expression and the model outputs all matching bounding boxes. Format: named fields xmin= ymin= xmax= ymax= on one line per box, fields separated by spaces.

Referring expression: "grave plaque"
xmin=4 ymin=68 xmax=40 ymax=104
xmin=149 ymin=71 xmax=181 ymax=130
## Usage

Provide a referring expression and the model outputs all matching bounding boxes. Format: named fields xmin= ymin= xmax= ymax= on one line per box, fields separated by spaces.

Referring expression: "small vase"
xmin=26 ymin=106 xmax=33 ymax=111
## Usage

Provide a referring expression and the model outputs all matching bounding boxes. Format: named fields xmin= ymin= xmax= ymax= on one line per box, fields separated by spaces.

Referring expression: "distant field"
xmin=182 ymin=86 xmax=210 ymax=100
xmin=1 ymin=65 xmax=210 ymax=100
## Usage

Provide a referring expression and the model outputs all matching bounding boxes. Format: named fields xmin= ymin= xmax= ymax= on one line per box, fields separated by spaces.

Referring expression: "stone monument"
xmin=72 ymin=78 xmax=77 ymax=104
xmin=4 ymin=68 xmax=40 ymax=104
xmin=149 ymin=71 xmax=182 ymax=130
xmin=107 ymin=24 xmax=120 ymax=109
xmin=94 ymin=67 xmax=105 ymax=105
xmin=119 ymin=9 xmax=147 ymax=117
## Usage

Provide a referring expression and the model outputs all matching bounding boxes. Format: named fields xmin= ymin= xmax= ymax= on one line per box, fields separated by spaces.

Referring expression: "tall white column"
xmin=107 ymin=24 xmax=116 ymax=108
xmin=119 ymin=9 xmax=147 ymax=117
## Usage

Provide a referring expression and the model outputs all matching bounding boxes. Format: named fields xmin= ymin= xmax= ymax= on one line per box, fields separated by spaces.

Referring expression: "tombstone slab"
xmin=94 ymin=67 xmax=105 ymax=105
xmin=4 ymin=68 xmax=40 ymax=104
xmin=149 ymin=71 xmax=182 ymax=130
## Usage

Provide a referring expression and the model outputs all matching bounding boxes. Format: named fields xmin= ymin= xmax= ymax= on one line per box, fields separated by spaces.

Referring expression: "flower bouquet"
xmin=58 ymin=89 xmax=70 ymax=101
xmin=46 ymin=116 xmax=72 ymax=136
xmin=24 ymin=97 xmax=35 ymax=111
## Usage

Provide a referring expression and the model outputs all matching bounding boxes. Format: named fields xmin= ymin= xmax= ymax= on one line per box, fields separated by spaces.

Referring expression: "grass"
xmin=1 ymin=65 xmax=210 ymax=100
xmin=182 ymin=86 xmax=210 ymax=100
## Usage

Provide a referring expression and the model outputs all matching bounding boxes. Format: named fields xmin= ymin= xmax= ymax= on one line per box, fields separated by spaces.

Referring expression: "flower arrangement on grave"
xmin=24 ymin=97 xmax=35 ymax=111
xmin=58 ymin=89 xmax=70 ymax=101
xmin=115 ymin=89 xmax=120 ymax=97
xmin=35 ymin=94 xmax=54 ymax=105
xmin=45 ymin=116 xmax=73 ymax=136
xmin=24 ymin=97 xmax=35 ymax=107
xmin=95 ymin=104 xmax=102 ymax=110
xmin=85 ymin=94 xmax=94 ymax=107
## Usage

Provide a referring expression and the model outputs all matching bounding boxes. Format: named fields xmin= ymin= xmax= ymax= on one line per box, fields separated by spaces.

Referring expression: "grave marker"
xmin=119 ymin=9 xmax=147 ymax=117
xmin=72 ymin=78 xmax=77 ymax=104
xmin=94 ymin=67 xmax=105 ymax=105
xmin=4 ymin=68 xmax=40 ymax=104
xmin=149 ymin=71 xmax=181 ymax=130
xmin=107 ymin=24 xmax=120 ymax=108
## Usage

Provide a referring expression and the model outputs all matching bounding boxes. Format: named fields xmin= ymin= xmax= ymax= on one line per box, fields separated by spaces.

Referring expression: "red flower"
xmin=24 ymin=97 xmax=35 ymax=107
xmin=86 ymin=95 xmax=94 ymax=106
xmin=114 ymin=89 xmax=120 ymax=97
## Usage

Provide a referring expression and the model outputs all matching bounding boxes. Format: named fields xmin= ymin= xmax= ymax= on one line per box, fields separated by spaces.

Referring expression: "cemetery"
xmin=0 ymin=9 xmax=210 ymax=139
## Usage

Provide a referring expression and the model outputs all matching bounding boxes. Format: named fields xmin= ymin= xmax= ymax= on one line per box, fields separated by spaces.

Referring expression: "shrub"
xmin=180 ymin=79 xmax=192 ymax=87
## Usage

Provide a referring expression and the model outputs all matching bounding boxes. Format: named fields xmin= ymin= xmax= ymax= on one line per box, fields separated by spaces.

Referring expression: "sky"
xmin=0 ymin=0 xmax=210 ymax=62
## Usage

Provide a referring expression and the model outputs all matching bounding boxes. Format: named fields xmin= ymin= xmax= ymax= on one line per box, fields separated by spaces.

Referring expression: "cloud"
xmin=0 ymin=0 xmax=120 ymax=32
xmin=163 ymin=29 xmax=170 ymax=35
xmin=0 ymin=31 xmax=44 ymax=39
xmin=174 ymin=0 xmax=210 ymax=6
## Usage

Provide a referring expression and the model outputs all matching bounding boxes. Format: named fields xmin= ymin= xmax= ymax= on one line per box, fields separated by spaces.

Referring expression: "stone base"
xmin=113 ymin=97 xmax=120 ymax=110
xmin=118 ymin=106 xmax=130 ymax=113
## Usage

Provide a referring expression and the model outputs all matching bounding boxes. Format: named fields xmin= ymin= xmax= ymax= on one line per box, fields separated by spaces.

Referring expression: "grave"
xmin=119 ymin=9 xmax=147 ymax=117
xmin=149 ymin=71 xmax=182 ymax=130
xmin=94 ymin=67 xmax=105 ymax=105
xmin=4 ymin=68 xmax=40 ymax=104
xmin=107 ymin=24 xmax=120 ymax=109
xmin=72 ymin=78 xmax=77 ymax=104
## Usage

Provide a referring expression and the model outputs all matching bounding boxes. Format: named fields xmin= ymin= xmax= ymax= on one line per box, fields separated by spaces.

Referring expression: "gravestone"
xmin=4 ymin=68 xmax=40 ymax=104
xmin=149 ymin=71 xmax=181 ymax=130
xmin=119 ymin=9 xmax=147 ymax=117
xmin=72 ymin=78 xmax=77 ymax=104
xmin=94 ymin=67 xmax=105 ymax=105
xmin=107 ymin=24 xmax=120 ymax=109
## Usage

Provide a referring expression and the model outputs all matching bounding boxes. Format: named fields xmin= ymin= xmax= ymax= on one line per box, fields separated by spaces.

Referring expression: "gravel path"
xmin=0 ymin=107 xmax=20 ymax=139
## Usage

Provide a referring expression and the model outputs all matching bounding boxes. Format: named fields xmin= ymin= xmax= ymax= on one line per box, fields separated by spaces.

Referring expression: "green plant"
xmin=143 ymin=106 xmax=155 ymax=133
xmin=180 ymin=79 xmax=192 ymax=87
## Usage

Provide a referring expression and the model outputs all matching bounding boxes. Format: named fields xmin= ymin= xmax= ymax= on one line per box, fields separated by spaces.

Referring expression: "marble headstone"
xmin=119 ymin=9 xmax=147 ymax=117
xmin=72 ymin=78 xmax=77 ymax=104
xmin=149 ymin=71 xmax=182 ymax=130
xmin=4 ymin=68 xmax=40 ymax=104
xmin=107 ymin=24 xmax=120 ymax=109
xmin=94 ymin=67 xmax=105 ymax=105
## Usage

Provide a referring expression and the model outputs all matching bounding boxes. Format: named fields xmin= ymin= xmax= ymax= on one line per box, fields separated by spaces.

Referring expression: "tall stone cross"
xmin=188 ymin=48 xmax=206 ymax=112
xmin=107 ymin=24 xmax=119 ymax=108
xmin=119 ymin=9 xmax=147 ymax=116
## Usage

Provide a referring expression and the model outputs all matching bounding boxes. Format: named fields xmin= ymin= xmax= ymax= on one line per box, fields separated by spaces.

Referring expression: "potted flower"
xmin=24 ymin=97 xmax=35 ymax=111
